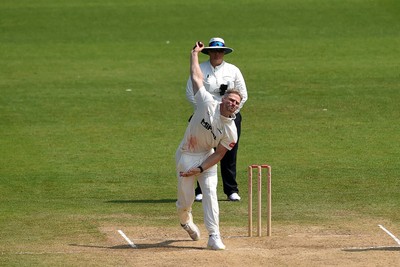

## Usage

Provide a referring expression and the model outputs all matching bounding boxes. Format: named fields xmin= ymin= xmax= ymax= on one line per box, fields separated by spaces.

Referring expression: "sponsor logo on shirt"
xmin=201 ymin=118 xmax=216 ymax=140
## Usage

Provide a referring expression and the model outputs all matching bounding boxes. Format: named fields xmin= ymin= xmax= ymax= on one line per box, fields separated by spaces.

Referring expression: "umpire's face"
xmin=209 ymin=50 xmax=224 ymax=67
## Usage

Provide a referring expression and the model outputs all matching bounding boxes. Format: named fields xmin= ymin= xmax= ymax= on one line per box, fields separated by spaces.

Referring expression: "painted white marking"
xmin=378 ymin=224 xmax=400 ymax=245
xmin=118 ymin=230 xmax=137 ymax=248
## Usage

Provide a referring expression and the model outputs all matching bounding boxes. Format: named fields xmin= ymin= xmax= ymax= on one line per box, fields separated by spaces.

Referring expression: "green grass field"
xmin=1 ymin=0 xmax=399 ymax=265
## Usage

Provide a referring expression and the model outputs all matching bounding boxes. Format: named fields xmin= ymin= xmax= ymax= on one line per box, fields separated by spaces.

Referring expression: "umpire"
xmin=185 ymin=37 xmax=248 ymax=201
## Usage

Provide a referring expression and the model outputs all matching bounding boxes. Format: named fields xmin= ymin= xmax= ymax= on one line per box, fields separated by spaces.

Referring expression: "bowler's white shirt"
xmin=179 ymin=86 xmax=237 ymax=154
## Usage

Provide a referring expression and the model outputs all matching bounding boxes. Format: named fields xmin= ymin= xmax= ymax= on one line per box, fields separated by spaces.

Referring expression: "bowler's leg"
xmin=175 ymin=150 xmax=201 ymax=241
xmin=197 ymin=170 xmax=220 ymax=236
xmin=176 ymin=173 xmax=196 ymax=224
xmin=198 ymin=169 xmax=226 ymax=249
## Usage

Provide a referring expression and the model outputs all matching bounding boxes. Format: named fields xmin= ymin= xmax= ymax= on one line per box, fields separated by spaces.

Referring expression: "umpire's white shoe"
xmin=195 ymin=194 xmax=203 ymax=202
xmin=181 ymin=222 xmax=200 ymax=241
xmin=207 ymin=234 xmax=226 ymax=250
xmin=228 ymin=193 xmax=241 ymax=201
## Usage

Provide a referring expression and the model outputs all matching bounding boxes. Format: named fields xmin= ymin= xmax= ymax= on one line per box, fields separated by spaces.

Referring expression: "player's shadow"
xmin=69 ymin=239 xmax=205 ymax=250
xmin=343 ymin=246 xmax=400 ymax=252
xmin=106 ymin=199 xmax=176 ymax=204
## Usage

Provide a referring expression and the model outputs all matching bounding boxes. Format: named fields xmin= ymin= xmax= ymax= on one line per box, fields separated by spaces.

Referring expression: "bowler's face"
xmin=223 ymin=93 xmax=241 ymax=114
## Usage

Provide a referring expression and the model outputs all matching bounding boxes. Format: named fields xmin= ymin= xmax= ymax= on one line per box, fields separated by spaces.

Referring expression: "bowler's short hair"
xmin=224 ymin=89 xmax=243 ymax=101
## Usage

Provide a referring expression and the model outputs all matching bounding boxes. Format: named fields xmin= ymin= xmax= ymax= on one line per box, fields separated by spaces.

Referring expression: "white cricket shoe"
xmin=207 ymin=234 xmax=226 ymax=250
xmin=228 ymin=193 xmax=241 ymax=201
xmin=181 ymin=222 xmax=200 ymax=241
xmin=195 ymin=194 xmax=203 ymax=202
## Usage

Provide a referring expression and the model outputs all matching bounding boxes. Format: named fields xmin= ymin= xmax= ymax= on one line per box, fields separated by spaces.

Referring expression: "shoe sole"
xmin=191 ymin=234 xmax=200 ymax=241
xmin=207 ymin=245 xmax=226 ymax=250
xmin=185 ymin=225 xmax=200 ymax=241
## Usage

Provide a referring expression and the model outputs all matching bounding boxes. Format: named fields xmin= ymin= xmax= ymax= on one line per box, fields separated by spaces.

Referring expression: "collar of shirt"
xmin=208 ymin=60 xmax=225 ymax=71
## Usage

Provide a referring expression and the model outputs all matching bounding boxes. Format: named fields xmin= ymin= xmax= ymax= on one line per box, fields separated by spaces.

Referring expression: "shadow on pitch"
xmin=106 ymin=199 xmax=176 ymax=204
xmin=69 ymin=239 xmax=205 ymax=250
xmin=343 ymin=246 xmax=400 ymax=252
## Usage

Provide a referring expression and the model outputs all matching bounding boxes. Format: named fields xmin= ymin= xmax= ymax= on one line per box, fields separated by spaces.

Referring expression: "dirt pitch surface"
xmin=92 ymin=222 xmax=399 ymax=266
xmin=6 ymin=221 xmax=399 ymax=266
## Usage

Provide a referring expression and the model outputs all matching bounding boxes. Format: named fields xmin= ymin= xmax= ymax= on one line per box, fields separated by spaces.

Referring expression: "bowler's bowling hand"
xmin=180 ymin=167 xmax=201 ymax=177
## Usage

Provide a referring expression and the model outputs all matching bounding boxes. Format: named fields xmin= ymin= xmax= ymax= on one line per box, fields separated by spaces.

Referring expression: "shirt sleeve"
xmin=220 ymin=122 xmax=238 ymax=151
xmin=233 ymin=67 xmax=248 ymax=112
xmin=194 ymin=86 xmax=214 ymax=106
xmin=185 ymin=76 xmax=197 ymax=110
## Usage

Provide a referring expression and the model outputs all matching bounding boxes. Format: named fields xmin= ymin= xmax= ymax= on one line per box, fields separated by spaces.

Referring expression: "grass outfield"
xmin=1 ymin=0 xmax=399 ymax=265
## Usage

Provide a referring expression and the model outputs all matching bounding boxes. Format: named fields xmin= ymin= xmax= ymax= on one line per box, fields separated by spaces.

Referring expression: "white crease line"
xmin=378 ymin=224 xmax=400 ymax=245
xmin=118 ymin=230 xmax=137 ymax=248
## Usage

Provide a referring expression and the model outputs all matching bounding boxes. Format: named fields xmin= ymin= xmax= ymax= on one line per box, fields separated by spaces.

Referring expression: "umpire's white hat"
xmin=201 ymin=37 xmax=234 ymax=55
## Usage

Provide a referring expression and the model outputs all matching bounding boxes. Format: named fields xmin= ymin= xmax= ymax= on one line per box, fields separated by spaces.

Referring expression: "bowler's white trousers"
xmin=175 ymin=149 xmax=221 ymax=236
